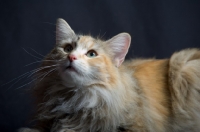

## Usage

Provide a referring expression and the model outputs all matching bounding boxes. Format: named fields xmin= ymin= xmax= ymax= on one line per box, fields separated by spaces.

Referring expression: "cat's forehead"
xmin=77 ymin=36 xmax=98 ymax=49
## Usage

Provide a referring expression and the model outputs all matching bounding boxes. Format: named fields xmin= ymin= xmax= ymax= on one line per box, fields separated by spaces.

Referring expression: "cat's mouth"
xmin=66 ymin=65 xmax=72 ymax=69
xmin=66 ymin=65 xmax=77 ymax=73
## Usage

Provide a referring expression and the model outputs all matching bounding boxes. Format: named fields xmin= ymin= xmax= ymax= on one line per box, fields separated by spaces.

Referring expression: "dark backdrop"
xmin=1 ymin=0 xmax=200 ymax=132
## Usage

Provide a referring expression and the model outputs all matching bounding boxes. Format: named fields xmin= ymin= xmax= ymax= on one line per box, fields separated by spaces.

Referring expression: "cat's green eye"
xmin=86 ymin=50 xmax=98 ymax=58
xmin=64 ymin=44 xmax=73 ymax=53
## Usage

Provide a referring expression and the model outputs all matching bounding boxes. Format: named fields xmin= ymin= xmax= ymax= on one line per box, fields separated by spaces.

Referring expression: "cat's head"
xmin=46 ymin=18 xmax=131 ymax=88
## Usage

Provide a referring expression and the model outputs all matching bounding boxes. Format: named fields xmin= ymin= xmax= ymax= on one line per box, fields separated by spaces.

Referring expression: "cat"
xmin=19 ymin=18 xmax=200 ymax=132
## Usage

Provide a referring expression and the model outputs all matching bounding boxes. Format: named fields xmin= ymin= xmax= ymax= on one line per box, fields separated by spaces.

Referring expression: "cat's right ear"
xmin=56 ymin=18 xmax=76 ymax=45
xmin=106 ymin=33 xmax=131 ymax=67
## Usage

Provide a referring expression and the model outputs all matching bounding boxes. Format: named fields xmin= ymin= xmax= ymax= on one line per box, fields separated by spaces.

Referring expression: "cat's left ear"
xmin=56 ymin=18 xmax=76 ymax=45
xmin=106 ymin=33 xmax=131 ymax=67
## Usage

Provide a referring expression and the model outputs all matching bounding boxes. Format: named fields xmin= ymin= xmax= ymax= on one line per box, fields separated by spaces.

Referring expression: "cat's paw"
xmin=18 ymin=128 xmax=40 ymax=132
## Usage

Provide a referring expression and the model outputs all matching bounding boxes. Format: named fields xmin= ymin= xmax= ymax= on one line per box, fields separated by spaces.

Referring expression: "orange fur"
xmin=130 ymin=59 xmax=171 ymax=131
xmin=19 ymin=19 xmax=200 ymax=132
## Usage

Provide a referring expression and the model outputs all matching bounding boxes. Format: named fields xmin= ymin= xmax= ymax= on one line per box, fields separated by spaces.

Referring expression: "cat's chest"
xmin=48 ymin=87 xmax=131 ymax=131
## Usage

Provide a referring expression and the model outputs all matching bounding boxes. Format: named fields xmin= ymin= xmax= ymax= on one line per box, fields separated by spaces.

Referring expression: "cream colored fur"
xmin=19 ymin=19 xmax=200 ymax=132
xmin=169 ymin=49 xmax=200 ymax=131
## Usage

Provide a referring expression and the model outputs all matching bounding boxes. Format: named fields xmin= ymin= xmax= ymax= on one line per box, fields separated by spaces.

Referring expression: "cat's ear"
xmin=56 ymin=18 xmax=76 ymax=44
xmin=106 ymin=33 xmax=131 ymax=67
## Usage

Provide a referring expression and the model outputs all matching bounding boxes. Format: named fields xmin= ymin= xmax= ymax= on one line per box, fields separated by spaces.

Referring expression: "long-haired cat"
xmin=19 ymin=18 xmax=200 ymax=132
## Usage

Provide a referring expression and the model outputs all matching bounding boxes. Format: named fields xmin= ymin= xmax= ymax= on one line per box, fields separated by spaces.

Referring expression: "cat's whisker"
xmin=29 ymin=64 xmax=57 ymax=74
xmin=15 ymin=72 xmax=49 ymax=90
xmin=2 ymin=48 xmax=59 ymax=89
xmin=24 ymin=60 xmax=59 ymax=67
xmin=98 ymin=29 xmax=102 ymax=39
xmin=3 ymin=64 xmax=58 ymax=90
xmin=4 ymin=72 xmax=36 ymax=92
xmin=79 ymin=66 xmax=99 ymax=80
xmin=39 ymin=68 xmax=57 ymax=82
xmin=29 ymin=48 xmax=45 ymax=58
xmin=42 ymin=22 xmax=56 ymax=26
xmin=27 ymin=65 xmax=58 ymax=78
xmin=2 ymin=70 xmax=33 ymax=87
xmin=2 ymin=66 xmax=50 ymax=87
xmin=24 ymin=61 xmax=44 ymax=67
xmin=99 ymin=31 xmax=107 ymax=39
xmin=89 ymin=74 xmax=99 ymax=80
xmin=22 ymin=48 xmax=42 ymax=60
xmin=6 ymin=74 xmax=30 ymax=91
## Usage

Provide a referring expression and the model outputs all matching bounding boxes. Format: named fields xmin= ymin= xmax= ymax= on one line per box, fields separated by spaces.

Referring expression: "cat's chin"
xmin=66 ymin=66 xmax=77 ymax=72
xmin=61 ymin=68 xmax=86 ymax=87
xmin=65 ymin=65 xmax=80 ymax=75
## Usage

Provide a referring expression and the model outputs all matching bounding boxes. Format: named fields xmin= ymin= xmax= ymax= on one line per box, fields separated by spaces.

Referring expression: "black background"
xmin=1 ymin=0 xmax=200 ymax=132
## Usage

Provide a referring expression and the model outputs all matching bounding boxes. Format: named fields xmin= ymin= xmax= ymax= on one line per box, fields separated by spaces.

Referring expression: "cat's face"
xmin=47 ymin=19 xmax=131 ymax=88
xmin=57 ymin=35 xmax=113 ymax=87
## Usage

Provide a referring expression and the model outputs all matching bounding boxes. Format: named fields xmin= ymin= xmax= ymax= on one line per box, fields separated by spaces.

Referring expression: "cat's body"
xmin=19 ymin=19 xmax=200 ymax=132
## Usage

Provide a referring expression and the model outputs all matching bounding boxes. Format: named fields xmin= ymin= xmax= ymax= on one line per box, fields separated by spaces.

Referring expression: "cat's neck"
xmin=55 ymin=64 xmax=137 ymax=114
xmin=50 ymin=66 xmax=138 ymax=131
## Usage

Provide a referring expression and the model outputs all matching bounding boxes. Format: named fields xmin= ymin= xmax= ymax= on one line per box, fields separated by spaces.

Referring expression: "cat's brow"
xmin=64 ymin=41 xmax=77 ymax=48
xmin=77 ymin=36 xmax=95 ymax=49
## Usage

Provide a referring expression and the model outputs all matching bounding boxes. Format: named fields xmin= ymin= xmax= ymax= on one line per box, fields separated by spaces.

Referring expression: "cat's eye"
xmin=64 ymin=44 xmax=73 ymax=53
xmin=86 ymin=50 xmax=98 ymax=58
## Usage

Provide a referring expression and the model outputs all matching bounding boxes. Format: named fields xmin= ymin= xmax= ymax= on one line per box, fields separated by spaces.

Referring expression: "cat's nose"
xmin=68 ymin=54 xmax=77 ymax=62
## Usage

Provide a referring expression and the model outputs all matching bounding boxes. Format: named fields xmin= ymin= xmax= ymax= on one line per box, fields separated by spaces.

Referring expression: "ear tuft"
xmin=106 ymin=33 xmax=131 ymax=67
xmin=56 ymin=18 xmax=76 ymax=44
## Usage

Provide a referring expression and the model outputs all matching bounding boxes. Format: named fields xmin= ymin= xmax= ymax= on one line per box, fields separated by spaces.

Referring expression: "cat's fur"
xmin=19 ymin=18 xmax=200 ymax=132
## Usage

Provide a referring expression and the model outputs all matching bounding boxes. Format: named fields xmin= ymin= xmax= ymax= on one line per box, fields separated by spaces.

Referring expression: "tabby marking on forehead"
xmin=78 ymin=36 xmax=96 ymax=49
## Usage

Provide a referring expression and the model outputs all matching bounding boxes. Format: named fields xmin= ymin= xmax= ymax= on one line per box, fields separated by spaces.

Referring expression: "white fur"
xmin=50 ymin=73 xmax=137 ymax=132
xmin=19 ymin=19 xmax=200 ymax=132
xmin=169 ymin=49 xmax=200 ymax=131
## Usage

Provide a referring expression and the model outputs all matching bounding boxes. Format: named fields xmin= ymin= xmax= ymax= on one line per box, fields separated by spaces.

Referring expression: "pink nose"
xmin=68 ymin=54 xmax=77 ymax=62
